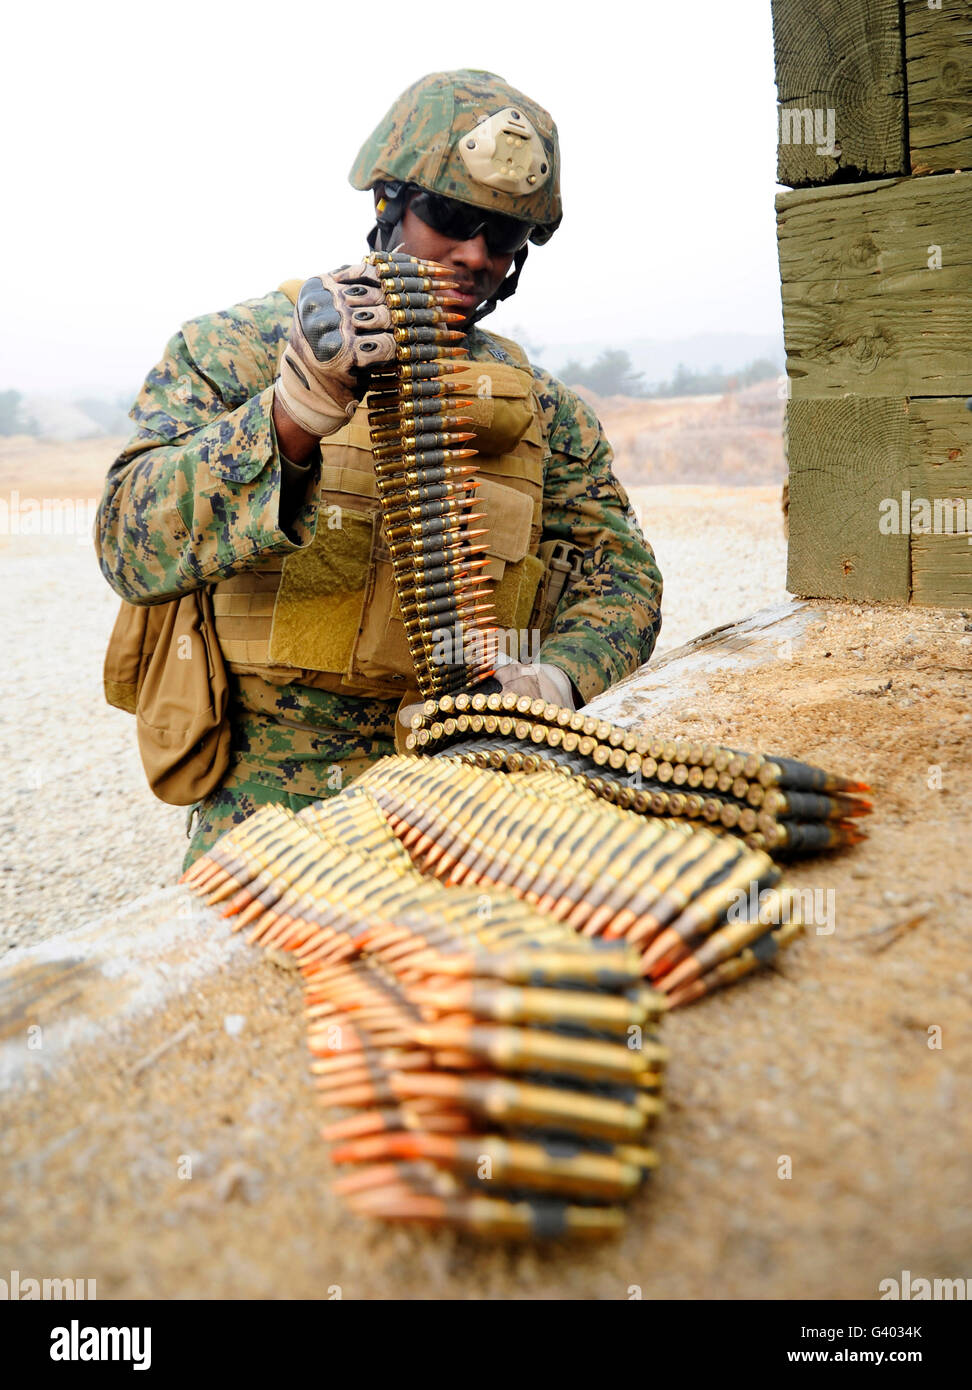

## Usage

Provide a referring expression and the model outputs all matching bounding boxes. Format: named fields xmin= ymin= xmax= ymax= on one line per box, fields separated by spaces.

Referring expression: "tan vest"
xmin=212 ymin=325 xmax=551 ymax=703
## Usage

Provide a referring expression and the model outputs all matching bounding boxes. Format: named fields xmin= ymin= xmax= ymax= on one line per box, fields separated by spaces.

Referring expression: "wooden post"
xmin=774 ymin=1 xmax=972 ymax=607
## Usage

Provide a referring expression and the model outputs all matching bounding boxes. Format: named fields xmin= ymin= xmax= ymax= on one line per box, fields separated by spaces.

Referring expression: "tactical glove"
xmin=275 ymin=266 xmax=398 ymax=437
xmin=490 ymin=658 xmax=577 ymax=709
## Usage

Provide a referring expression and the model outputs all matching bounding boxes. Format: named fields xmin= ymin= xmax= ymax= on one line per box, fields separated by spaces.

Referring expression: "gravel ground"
xmin=628 ymin=483 xmax=789 ymax=654
xmin=1 ymin=478 xmax=787 ymax=950
xmin=1 ymin=540 xmax=188 ymax=950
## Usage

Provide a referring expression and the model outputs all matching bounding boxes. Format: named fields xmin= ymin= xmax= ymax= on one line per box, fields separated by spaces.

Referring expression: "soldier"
xmin=95 ymin=69 xmax=663 ymax=868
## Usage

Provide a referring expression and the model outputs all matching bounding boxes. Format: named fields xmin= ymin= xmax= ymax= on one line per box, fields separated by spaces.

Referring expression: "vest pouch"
xmin=134 ymin=587 xmax=232 ymax=805
xmin=353 ymin=477 xmax=543 ymax=682
xmin=450 ymin=362 xmax=535 ymax=456
xmin=484 ymin=470 xmax=546 ymax=640
xmin=267 ymin=505 xmax=377 ymax=674
xmin=352 ymin=552 xmax=414 ymax=683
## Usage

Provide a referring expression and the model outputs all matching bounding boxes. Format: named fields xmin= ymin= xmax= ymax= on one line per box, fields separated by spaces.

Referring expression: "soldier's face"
xmin=398 ymin=207 xmax=515 ymax=321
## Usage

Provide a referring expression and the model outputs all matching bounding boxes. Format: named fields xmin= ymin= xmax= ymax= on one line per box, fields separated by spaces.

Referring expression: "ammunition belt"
xmin=182 ymin=736 xmax=859 ymax=1238
xmin=405 ymin=693 xmax=872 ymax=858
xmin=364 ymin=251 xmax=498 ymax=699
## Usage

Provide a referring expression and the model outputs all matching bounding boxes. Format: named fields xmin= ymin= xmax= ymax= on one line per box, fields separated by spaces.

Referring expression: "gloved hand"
xmin=275 ymin=265 xmax=399 ymax=438
xmin=490 ymin=659 xmax=576 ymax=709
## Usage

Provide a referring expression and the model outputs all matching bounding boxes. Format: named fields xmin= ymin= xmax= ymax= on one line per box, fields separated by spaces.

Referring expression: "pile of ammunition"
xmin=405 ymin=693 xmax=872 ymax=857
xmin=183 ymin=781 xmax=671 ymax=1237
xmin=357 ymin=756 xmax=805 ymax=1000
xmin=178 ymin=255 xmax=873 ymax=1238
xmin=365 ymin=251 xmax=497 ymax=697
xmin=182 ymin=749 xmax=829 ymax=1235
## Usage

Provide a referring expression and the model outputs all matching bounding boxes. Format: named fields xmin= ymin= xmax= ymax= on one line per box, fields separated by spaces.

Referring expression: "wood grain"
xmin=787 ymin=396 xmax=972 ymax=607
xmin=786 ymin=395 xmax=911 ymax=601
xmin=909 ymin=397 xmax=972 ymax=606
xmin=906 ymin=2 xmax=972 ymax=175
xmin=777 ymin=172 xmax=972 ymax=398
xmin=772 ymin=0 xmax=906 ymax=186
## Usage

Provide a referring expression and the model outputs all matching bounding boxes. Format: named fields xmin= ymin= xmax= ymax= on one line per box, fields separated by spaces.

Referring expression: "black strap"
xmin=467 ymin=247 xmax=528 ymax=326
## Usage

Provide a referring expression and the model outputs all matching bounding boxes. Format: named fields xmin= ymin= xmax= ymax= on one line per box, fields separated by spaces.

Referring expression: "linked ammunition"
xmin=361 ymin=254 xmax=501 ymax=699
xmin=665 ymin=918 xmax=805 ymax=1006
xmin=183 ymin=578 xmax=868 ymax=1242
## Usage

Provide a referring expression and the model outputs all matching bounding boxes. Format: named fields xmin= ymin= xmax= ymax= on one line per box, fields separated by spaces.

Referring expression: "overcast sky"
xmin=2 ymin=0 xmax=784 ymax=394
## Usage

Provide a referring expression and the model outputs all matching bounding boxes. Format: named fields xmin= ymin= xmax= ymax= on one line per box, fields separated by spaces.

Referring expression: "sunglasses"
xmin=407 ymin=188 xmax=534 ymax=256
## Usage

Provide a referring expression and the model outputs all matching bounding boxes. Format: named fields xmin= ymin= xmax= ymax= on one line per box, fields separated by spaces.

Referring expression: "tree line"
xmin=0 ymin=390 xmax=132 ymax=437
xmin=0 ymin=355 xmax=783 ymax=439
xmin=556 ymin=349 xmax=781 ymax=399
xmin=0 ymin=390 xmax=36 ymax=435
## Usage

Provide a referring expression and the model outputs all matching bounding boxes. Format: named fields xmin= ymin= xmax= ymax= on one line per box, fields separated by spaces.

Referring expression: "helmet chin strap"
xmin=368 ymin=219 xmax=405 ymax=253
xmin=368 ymin=180 xmax=409 ymax=255
xmin=466 ymin=247 xmax=528 ymax=327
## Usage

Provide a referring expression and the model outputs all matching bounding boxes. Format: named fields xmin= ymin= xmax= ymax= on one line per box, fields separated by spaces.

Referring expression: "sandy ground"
xmin=2 ymin=439 xmax=970 ymax=1300
xmin=587 ymin=380 xmax=785 ymax=487
xmin=627 ymin=483 xmax=789 ymax=654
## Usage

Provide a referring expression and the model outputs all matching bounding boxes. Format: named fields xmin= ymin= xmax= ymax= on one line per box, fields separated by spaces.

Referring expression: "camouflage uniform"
xmin=95 ymin=71 xmax=663 ymax=867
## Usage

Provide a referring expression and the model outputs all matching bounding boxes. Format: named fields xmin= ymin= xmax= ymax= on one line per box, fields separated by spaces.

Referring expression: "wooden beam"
xmin=787 ymin=396 xmax=972 ymax=607
xmin=772 ymin=0 xmax=907 ymax=186
xmin=786 ymin=396 xmax=911 ymax=601
xmin=777 ymin=171 xmax=972 ymax=398
xmin=909 ymin=397 xmax=972 ymax=607
xmin=911 ymin=531 xmax=972 ymax=606
xmin=906 ymin=2 xmax=972 ymax=175
xmin=909 ymin=396 xmax=972 ymax=486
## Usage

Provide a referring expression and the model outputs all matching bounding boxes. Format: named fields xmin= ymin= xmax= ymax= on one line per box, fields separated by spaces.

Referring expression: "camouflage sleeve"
xmin=95 ymin=293 xmax=319 ymax=605
xmin=531 ymin=367 xmax=663 ymax=705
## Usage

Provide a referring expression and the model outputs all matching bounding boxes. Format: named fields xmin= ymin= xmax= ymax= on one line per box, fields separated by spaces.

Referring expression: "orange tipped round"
xmin=665 ymin=979 xmax=707 ymax=1008
xmin=180 ymin=856 xmax=214 ymax=885
xmin=640 ymin=927 xmax=686 ymax=975
xmin=656 ymin=952 xmax=701 ymax=994
xmin=235 ymin=897 xmax=272 ymax=930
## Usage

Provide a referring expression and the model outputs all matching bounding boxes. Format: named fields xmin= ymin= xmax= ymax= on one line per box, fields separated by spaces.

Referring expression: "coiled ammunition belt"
xmin=183 ymin=724 xmax=870 ymax=1238
xmin=406 ymin=693 xmax=872 ymax=857
xmin=182 ymin=299 xmax=874 ymax=1238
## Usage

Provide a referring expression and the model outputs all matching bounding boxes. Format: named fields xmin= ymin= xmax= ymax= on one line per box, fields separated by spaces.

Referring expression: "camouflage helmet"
xmin=349 ymin=69 xmax=562 ymax=245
